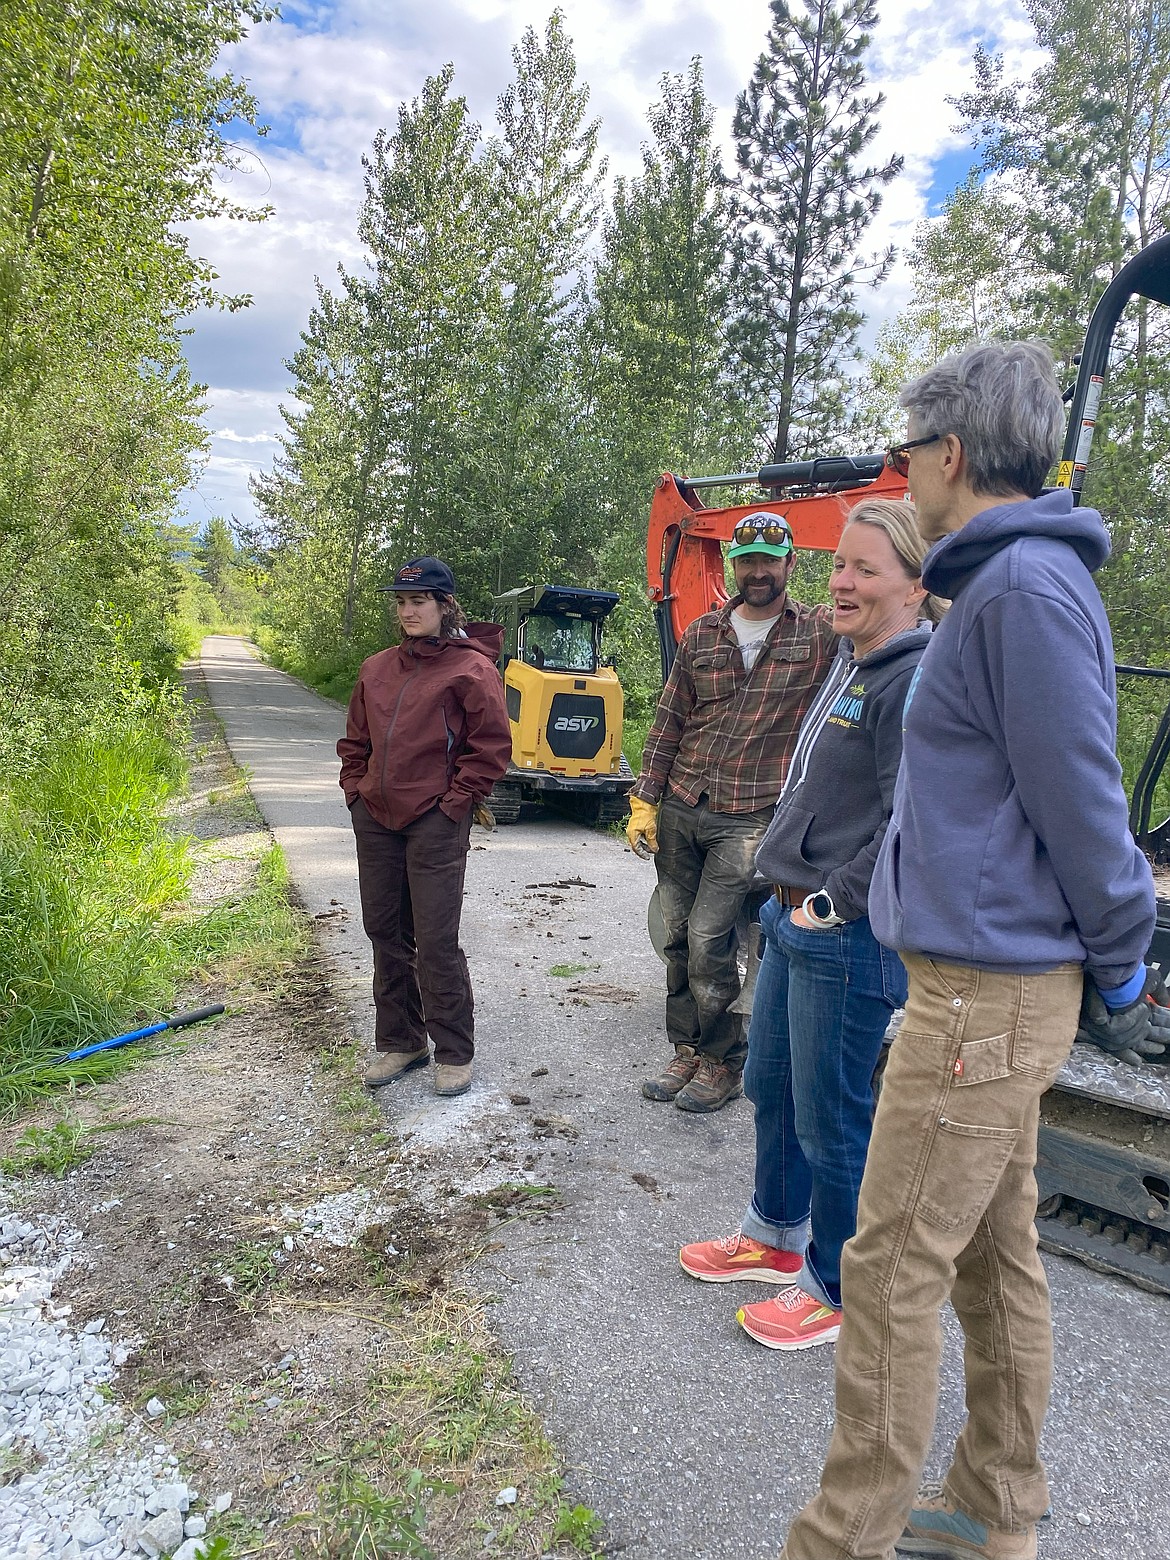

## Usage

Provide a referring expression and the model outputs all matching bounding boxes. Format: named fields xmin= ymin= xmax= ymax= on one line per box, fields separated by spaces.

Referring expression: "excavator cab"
xmin=487 ymin=584 xmax=634 ymax=826
xmin=1029 ymin=232 xmax=1170 ymax=1290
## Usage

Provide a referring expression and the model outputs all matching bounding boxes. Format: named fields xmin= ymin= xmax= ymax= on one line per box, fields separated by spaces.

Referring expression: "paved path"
xmin=200 ymin=634 xmax=1170 ymax=1559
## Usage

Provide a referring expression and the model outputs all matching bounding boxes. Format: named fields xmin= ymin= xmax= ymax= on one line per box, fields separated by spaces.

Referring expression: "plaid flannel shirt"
xmin=633 ymin=596 xmax=837 ymax=815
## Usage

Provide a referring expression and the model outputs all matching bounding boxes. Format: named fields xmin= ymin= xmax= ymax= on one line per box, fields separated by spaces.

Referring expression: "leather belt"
xmin=773 ymin=884 xmax=809 ymax=908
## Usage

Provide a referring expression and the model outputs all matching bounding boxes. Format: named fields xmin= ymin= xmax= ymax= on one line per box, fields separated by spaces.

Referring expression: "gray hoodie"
xmin=868 ymin=489 xmax=1154 ymax=988
xmin=755 ymin=623 xmax=932 ymax=920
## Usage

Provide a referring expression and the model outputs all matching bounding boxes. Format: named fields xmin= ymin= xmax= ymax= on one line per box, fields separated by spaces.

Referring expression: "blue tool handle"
xmin=61 ymin=1003 xmax=225 ymax=1063
xmin=65 ymin=1022 xmax=167 ymax=1062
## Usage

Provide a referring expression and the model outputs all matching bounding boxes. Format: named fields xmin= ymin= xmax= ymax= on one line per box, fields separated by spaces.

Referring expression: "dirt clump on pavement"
xmin=0 ymin=674 xmax=601 ymax=1560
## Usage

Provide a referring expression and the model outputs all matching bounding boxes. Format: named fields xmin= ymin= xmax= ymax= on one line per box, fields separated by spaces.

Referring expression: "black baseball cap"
xmin=381 ymin=556 xmax=456 ymax=595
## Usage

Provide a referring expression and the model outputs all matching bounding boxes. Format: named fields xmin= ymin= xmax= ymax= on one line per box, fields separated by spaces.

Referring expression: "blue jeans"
xmin=741 ymin=894 xmax=907 ymax=1308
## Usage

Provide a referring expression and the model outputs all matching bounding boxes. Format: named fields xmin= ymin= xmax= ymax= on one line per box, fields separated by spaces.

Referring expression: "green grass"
xmin=0 ymin=701 xmax=307 ymax=1118
xmin=0 ymin=1118 xmax=97 ymax=1178
xmin=0 ymin=724 xmax=190 ymax=1107
xmin=551 ymin=1502 xmax=605 ymax=1555
xmin=298 ymin=1467 xmax=453 ymax=1559
xmin=214 ymin=1240 xmax=282 ymax=1306
xmin=549 ymin=963 xmax=596 ymax=978
xmin=620 ymin=708 xmax=653 ymax=778
xmin=173 ymin=843 xmax=308 ymax=985
xmin=254 ymin=628 xmax=361 ymax=706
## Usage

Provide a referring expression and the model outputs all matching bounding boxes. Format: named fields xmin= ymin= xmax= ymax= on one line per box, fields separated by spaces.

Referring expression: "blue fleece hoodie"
xmin=868 ymin=489 xmax=1155 ymax=989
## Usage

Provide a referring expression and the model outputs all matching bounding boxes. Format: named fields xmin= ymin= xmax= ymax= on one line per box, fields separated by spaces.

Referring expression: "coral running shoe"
xmin=679 ymin=1232 xmax=802 ymax=1284
xmin=736 ymin=1285 xmax=842 ymax=1350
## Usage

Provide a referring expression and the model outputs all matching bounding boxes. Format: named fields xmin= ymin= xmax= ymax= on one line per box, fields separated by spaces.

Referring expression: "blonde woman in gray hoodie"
xmin=679 ymin=498 xmax=943 ymax=1350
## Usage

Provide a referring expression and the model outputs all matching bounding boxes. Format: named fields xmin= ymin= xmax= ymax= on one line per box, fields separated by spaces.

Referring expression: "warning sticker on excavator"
xmin=1055 ymin=461 xmax=1074 ymax=487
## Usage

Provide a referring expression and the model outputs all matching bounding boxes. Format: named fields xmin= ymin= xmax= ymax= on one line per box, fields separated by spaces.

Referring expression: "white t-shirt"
xmin=731 ymin=607 xmax=783 ymax=673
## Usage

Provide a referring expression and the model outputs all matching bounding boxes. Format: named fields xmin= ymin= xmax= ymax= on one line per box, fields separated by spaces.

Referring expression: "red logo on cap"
xmin=400 ymin=566 xmax=422 ymax=580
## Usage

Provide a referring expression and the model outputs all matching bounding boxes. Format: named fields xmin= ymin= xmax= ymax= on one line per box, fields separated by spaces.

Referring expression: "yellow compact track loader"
xmin=487 ymin=584 xmax=634 ymax=826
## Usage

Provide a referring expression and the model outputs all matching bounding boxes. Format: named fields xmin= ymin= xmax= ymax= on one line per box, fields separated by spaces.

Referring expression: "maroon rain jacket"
xmin=338 ymin=623 xmax=512 ymax=830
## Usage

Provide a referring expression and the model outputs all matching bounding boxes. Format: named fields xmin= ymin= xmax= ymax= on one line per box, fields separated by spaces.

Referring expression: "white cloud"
xmin=179 ymin=0 xmax=1040 ymax=527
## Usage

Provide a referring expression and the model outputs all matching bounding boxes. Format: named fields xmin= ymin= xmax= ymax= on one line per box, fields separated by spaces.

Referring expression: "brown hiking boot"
xmin=642 ymin=1046 xmax=700 ymax=1101
xmin=434 ymin=1062 xmax=473 ymax=1097
xmin=675 ymin=1056 xmax=743 ymax=1113
xmin=365 ymin=1047 xmax=429 ymax=1087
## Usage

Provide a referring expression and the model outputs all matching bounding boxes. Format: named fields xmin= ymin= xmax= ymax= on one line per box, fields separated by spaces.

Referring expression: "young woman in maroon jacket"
xmin=338 ymin=557 xmax=512 ymax=1097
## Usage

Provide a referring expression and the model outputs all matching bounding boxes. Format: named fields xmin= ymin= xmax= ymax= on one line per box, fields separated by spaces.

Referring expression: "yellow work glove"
xmin=626 ymin=795 xmax=660 ymax=857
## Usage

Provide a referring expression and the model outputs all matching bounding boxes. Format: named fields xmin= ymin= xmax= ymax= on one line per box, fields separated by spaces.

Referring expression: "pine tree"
xmin=728 ymin=0 xmax=902 ymax=464
xmin=196 ymin=517 xmax=239 ymax=589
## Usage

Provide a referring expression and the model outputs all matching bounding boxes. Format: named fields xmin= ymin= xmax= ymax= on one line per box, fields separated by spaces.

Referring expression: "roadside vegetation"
xmin=0 ymin=2 xmax=276 ymax=1092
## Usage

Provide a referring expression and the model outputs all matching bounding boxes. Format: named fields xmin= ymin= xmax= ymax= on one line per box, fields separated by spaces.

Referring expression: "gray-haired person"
xmin=781 ymin=341 xmax=1170 ymax=1560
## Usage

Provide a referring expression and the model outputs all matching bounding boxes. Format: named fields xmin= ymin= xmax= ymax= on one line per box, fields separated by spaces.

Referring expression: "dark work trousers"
xmin=350 ymin=797 xmax=475 ymax=1065
xmin=654 ymin=793 xmax=772 ymax=1071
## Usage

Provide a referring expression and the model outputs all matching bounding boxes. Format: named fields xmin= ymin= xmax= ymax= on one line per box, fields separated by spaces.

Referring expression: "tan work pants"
xmin=782 ymin=953 xmax=1082 ymax=1560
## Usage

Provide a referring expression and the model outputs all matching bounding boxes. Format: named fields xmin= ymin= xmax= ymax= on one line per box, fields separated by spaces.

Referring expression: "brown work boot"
xmin=896 ymin=1493 xmax=1037 ymax=1559
xmin=365 ymin=1047 xmax=428 ymax=1087
xmin=675 ymin=1055 xmax=743 ymax=1113
xmin=434 ymin=1062 xmax=473 ymax=1097
xmin=642 ymin=1046 xmax=700 ymax=1101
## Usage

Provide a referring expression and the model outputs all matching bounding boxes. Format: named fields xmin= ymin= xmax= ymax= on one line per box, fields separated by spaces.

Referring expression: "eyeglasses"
xmin=885 ymin=433 xmax=942 ymax=478
xmin=731 ymin=518 xmax=793 ymax=551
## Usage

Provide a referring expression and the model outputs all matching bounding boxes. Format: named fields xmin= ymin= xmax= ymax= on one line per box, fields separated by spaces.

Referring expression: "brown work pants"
xmin=782 ymin=953 xmax=1082 ymax=1560
xmin=350 ymin=798 xmax=475 ymax=1065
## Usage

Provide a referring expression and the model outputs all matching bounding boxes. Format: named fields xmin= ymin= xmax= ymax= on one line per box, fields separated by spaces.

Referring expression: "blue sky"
xmin=179 ymin=0 xmax=1040 ymax=531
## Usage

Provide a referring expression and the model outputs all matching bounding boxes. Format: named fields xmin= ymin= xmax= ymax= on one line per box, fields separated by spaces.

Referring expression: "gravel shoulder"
xmin=194 ymin=634 xmax=1170 ymax=1560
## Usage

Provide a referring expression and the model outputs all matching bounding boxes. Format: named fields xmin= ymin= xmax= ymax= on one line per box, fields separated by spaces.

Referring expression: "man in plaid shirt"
xmin=627 ymin=516 xmax=837 ymax=1111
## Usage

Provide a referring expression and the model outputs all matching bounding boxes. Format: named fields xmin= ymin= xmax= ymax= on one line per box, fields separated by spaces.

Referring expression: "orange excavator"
xmin=647 ymin=455 xmax=908 ymax=680
xmin=642 ymin=235 xmax=1170 ymax=1294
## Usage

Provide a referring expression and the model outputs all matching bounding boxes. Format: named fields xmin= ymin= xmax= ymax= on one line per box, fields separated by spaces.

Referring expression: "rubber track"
xmin=1037 ymin=1195 xmax=1170 ymax=1295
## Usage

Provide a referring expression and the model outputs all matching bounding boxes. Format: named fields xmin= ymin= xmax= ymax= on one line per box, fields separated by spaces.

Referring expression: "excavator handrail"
xmin=1117 ymin=665 xmax=1170 ymax=858
xmin=681 ymin=455 xmax=887 ymax=493
xmin=1058 ymin=232 xmax=1170 ymax=501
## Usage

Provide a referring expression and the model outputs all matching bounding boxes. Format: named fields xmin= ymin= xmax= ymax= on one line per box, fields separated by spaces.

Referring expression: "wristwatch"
xmin=802 ymin=890 xmax=846 ymax=928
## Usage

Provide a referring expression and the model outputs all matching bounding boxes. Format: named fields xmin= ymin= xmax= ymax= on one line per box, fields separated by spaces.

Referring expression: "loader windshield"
xmin=521 ymin=612 xmax=597 ymax=673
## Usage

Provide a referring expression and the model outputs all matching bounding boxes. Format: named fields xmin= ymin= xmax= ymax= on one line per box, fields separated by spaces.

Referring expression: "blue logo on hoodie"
xmin=829 ymin=681 xmax=866 ymax=727
xmin=903 ymin=664 xmax=924 ymax=726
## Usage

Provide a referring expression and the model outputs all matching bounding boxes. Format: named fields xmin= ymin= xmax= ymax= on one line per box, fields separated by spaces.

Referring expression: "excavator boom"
xmin=647 ymin=458 xmax=907 ymax=678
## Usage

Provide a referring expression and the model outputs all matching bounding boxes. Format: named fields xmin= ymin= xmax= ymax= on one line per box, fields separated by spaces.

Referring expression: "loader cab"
xmin=520 ymin=611 xmax=598 ymax=673
xmin=488 ymin=584 xmax=633 ymax=825
xmin=494 ymin=585 xmax=618 ymax=676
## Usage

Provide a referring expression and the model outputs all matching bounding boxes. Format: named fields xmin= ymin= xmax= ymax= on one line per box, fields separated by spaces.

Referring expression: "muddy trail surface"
xmin=201 ymin=634 xmax=1170 ymax=1560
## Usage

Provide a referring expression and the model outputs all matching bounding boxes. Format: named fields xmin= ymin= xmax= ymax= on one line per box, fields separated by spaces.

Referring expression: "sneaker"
xmin=434 ymin=1062 xmax=473 ymax=1097
xmin=896 ymin=1494 xmax=1037 ymax=1559
xmin=675 ymin=1056 xmax=743 ymax=1113
xmin=679 ymin=1232 xmax=803 ymax=1284
xmin=642 ymin=1046 xmax=700 ymax=1101
xmin=365 ymin=1047 xmax=428 ymax=1087
xmin=736 ymin=1285 xmax=842 ymax=1350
